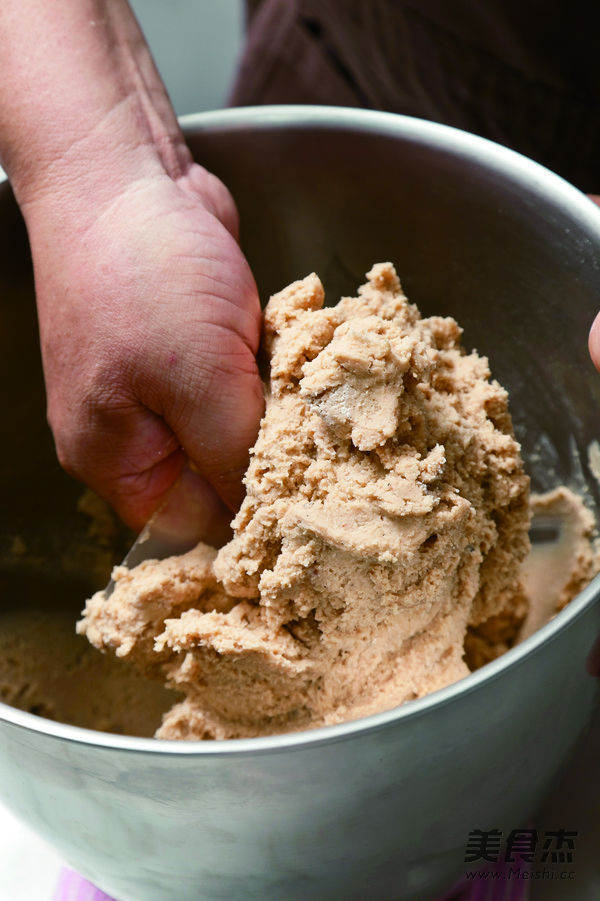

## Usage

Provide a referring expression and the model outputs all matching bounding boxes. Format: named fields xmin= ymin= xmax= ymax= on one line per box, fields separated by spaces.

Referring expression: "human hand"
xmin=0 ymin=0 xmax=264 ymax=544
xmin=25 ymin=163 xmax=263 ymax=543
xmin=588 ymin=195 xmax=600 ymax=379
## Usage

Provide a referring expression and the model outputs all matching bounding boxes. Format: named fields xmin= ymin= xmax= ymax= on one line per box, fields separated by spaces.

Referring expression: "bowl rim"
xmin=177 ymin=104 xmax=600 ymax=230
xmin=2 ymin=104 xmax=600 ymax=756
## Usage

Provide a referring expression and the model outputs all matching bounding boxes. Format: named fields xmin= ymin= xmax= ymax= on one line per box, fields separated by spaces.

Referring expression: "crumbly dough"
xmin=79 ymin=263 xmax=534 ymax=739
xmin=519 ymin=487 xmax=599 ymax=640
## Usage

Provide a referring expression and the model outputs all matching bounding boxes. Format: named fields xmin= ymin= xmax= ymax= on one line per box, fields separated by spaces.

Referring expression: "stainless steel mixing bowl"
xmin=1 ymin=106 xmax=600 ymax=901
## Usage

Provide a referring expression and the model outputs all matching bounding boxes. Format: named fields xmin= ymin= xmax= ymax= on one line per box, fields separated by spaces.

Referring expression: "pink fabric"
xmin=232 ymin=0 xmax=600 ymax=193
xmin=54 ymin=863 xmax=530 ymax=901
xmin=53 ymin=869 xmax=115 ymax=901
xmin=443 ymin=860 xmax=532 ymax=901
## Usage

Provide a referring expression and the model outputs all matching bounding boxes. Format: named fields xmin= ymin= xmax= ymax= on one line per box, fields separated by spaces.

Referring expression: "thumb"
xmin=589 ymin=311 xmax=600 ymax=373
xmin=145 ymin=464 xmax=234 ymax=553
xmin=177 ymin=358 xmax=265 ymax=512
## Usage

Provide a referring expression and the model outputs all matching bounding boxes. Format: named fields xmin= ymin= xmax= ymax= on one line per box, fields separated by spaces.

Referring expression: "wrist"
xmin=0 ymin=0 xmax=191 ymax=215
xmin=16 ymin=98 xmax=185 ymax=228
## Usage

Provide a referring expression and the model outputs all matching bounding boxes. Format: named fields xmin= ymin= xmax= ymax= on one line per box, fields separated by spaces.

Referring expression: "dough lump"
xmin=79 ymin=264 xmax=531 ymax=739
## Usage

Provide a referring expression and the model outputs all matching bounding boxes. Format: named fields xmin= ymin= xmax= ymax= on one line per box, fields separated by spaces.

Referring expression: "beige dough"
xmin=520 ymin=487 xmax=598 ymax=640
xmin=0 ymin=608 xmax=180 ymax=736
xmin=79 ymin=264 xmax=550 ymax=739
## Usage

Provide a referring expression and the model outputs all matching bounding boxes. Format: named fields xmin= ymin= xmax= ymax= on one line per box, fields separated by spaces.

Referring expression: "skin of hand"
xmin=588 ymin=195 xmax=600 ymax=387
xmin=0 ymin=0 xmax=264 ymax=544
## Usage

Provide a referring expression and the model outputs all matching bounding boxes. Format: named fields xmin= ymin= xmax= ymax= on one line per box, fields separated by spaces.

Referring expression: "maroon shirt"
xmin=230 ymin=0 xmax=600 ymax=193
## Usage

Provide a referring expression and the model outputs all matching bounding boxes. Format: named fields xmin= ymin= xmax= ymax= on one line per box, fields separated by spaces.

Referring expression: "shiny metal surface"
xmin=1 ymin=106 xmax=600 ymax=901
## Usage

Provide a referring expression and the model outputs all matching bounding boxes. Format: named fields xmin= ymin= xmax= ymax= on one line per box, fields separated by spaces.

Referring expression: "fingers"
xmin=35 ymin=173 xmax=263 ymax=539
xmin=148 ymin=464 xmax=234 ymax=551
xmin=589 ymin=312 xmax=600 ymax=373
xmin=173 ymin=355 xmax=265 ymax=513
xmin=587 ymin=195 xmax=600 ymax=385
xmin=49 ymin=298 xmax=264 ymax=533
xmin=52 ymin=383 xmax=243 ymax=540
xmin=50 ymin=397 xmax=187 ymax=532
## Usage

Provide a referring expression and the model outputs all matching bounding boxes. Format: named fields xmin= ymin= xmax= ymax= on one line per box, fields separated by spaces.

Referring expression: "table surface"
xmin=0 ymin=806 xmax=62 ymax=901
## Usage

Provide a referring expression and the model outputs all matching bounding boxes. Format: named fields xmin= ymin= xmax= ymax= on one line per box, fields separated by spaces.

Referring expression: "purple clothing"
xmin=230 ymin=0 xmax=600 ymax=193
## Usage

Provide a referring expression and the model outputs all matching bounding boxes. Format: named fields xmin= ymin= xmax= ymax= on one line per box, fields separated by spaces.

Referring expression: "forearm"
xmin=0 ymin=0 xmax=190 ymax=213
